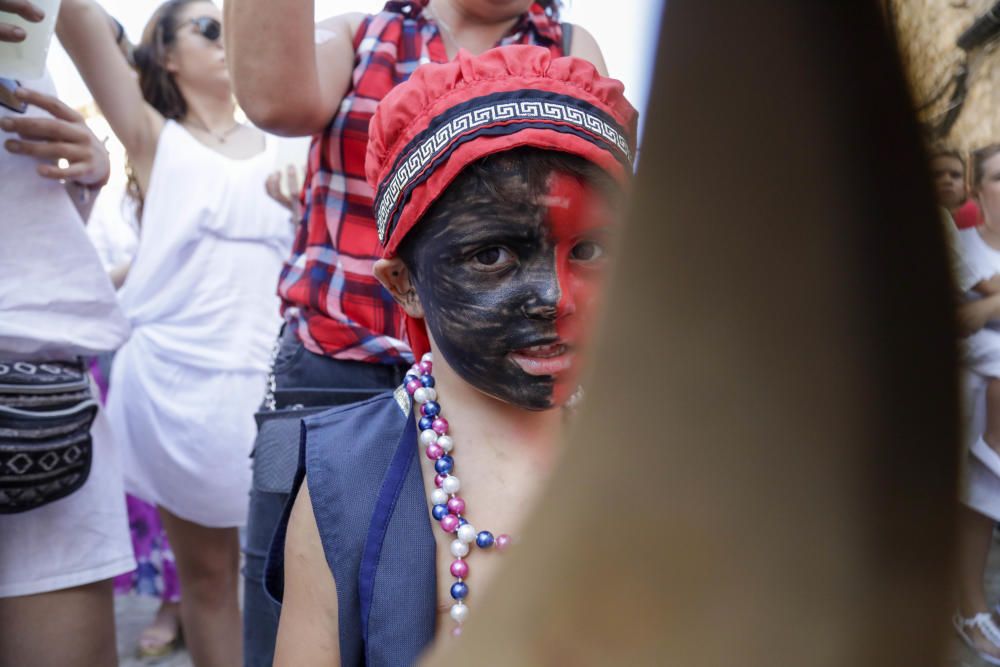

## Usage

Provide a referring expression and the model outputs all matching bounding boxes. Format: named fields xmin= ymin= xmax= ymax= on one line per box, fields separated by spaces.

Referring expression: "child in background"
xmin=931 ymin=146 xmax=981 ymax=229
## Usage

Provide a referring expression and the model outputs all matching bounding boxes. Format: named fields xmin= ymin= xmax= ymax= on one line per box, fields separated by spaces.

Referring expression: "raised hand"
xmin=265 ymin=163 xmax=303 ymax=222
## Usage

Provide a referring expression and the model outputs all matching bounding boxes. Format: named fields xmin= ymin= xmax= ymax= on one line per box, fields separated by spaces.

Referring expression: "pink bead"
xmin=451 ymin=626 xmax=463 ymax=638
xmin=434 ymin=473 xmax=447 ymax=488
xmin=425 ymin=444 xmax=444 ymax=460
xmin=447 ymin=497 xmax=465 ymax=514
xmin=440 ymin=514 xmax=460 ymax=533
xmin=419 ymin=360 xmax=433 ymax=374
xmin=495 ymin=534 xmax=511 ymax=550
xmin=405 ymin=380 xmax=421 ymax=395
xmin=450 ymin=559 xmax=469 ymax=578
xmin=432 ymin=418 xmax=449 ymax=434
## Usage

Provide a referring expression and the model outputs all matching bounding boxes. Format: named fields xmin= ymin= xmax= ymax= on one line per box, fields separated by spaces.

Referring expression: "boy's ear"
xmin=374 ymin=258 xmax=425 ymax=319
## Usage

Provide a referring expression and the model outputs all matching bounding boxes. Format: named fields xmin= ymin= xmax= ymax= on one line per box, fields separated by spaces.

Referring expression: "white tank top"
xmin=117 ymin=120 xmax=292 ymax=371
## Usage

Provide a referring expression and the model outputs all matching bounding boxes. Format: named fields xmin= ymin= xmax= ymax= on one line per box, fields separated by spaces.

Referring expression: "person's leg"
xmin=0 ymin=579 xmax=117 ymax=667
xmin=138 ymin=600 xmax=182 ymax=656
xmin=956 ymin=504 xmax=1000 ymax=659
xmin=159 ymin=507 xmax=242 ymax=667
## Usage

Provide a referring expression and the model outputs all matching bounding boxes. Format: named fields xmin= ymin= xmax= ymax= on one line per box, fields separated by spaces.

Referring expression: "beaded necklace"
xmin=404 ymin=352 xmax=512 ymax=636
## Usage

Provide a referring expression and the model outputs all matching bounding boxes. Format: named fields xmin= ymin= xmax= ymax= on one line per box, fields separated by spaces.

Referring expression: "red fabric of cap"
xmin=366 ymin=44 xmax=639 ymax=258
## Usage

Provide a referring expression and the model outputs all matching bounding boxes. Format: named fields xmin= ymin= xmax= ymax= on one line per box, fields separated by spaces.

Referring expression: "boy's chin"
xmin=471 ymin=378 xmax=559 ymax=412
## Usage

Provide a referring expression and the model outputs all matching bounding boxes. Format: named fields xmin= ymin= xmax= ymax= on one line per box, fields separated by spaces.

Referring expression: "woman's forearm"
xmin=958 ymin=293 xmax=1000 ymax=337
xmin=224 ymin=0 xmax=326 ymax=135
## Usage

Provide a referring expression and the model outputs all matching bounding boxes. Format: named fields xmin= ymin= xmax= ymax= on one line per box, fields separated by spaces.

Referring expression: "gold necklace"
xmin=185 ymin=117 xmax=241 ymax=143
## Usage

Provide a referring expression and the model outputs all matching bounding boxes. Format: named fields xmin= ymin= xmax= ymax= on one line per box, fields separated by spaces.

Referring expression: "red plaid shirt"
xmin=278 ymin=1 xmax=565 ymax=363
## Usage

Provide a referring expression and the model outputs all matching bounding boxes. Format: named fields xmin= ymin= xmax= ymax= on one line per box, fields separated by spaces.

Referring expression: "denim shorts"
xmin=242 ymin=327 xmax=408 ymax=667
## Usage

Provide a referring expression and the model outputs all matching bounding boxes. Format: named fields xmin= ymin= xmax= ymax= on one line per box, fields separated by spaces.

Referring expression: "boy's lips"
xmin=509 ymin=342 xmax=575 ymax=376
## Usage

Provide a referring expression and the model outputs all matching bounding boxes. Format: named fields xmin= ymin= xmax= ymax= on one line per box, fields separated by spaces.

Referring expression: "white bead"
xmin=450 ymin=602 xmax=469 ymax=623
xmin=422 ymin=352 xmax=434 ymax=363
xmin=423 ymin=387 xmax=437 ymax=402
xmin=441 ymin=475 xmax=461 ymax=494
xmin=413 ymin=387 xmax=430 ymax=404
xmin=431 ymin=488 xmax=449 ymax=506
xmin=419 ymin=429 xmax=438 ymax=446
xmin=450 ymin=539 xmax=470 ymax=558
xmin=457 ymin=523 xmax=477 ymax=544
xmin=436 ymin=435 xmax=454 ymax=452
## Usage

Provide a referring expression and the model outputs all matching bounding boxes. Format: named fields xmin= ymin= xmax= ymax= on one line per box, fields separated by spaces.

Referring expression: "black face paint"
xmin=398 ymin=163 xmax=614 ymax=411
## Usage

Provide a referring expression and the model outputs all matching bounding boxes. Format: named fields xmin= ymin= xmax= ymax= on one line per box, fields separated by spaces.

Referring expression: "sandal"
xmin=136 ymin=603 xmax=183 ymax=658
xmin=954 ymin=611 xmax=1000 ymax=665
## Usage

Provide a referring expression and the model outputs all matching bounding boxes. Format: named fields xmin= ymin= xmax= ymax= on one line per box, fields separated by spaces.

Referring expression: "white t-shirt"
xmin=0 ymin=71 xmax=134 ymax=598
xmin=0 ymin=72 xmax=129 ymax=359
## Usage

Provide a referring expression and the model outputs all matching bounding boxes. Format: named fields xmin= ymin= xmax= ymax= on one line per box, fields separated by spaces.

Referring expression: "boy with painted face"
xmin=267 ymin=46 xmax=637 ymax=665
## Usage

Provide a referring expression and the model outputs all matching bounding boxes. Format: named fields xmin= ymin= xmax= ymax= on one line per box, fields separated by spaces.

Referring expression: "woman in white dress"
xmin=57 ymin=1 xmax=290 ymax=664
xmin=950 ymin=144 xmax=1000 ymax=665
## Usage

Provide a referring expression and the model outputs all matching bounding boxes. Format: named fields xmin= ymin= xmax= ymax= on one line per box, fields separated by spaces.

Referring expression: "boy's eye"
xmin=570 ymin=240 xmax=605 ymax=262
xmin=472 ymin=247 xmax=515 ymax=270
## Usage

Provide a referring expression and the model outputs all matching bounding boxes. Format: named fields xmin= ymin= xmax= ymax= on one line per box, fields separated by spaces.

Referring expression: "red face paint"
xmin=508 ymin=172 xmax=614 ymax=404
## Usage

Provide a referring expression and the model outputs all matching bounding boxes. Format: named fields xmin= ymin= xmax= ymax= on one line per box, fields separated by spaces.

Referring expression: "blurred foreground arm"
xmin=224 ymin=0 xmax=362 ymax=136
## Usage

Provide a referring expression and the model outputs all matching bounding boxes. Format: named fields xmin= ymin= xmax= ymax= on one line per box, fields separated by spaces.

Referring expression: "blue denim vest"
xmin=265 ymin=387 xmax=437 ymax=665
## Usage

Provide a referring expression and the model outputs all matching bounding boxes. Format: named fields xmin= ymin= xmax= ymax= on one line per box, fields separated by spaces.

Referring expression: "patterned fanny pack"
xmin=0 ymin=360 xmax=97 ymax=514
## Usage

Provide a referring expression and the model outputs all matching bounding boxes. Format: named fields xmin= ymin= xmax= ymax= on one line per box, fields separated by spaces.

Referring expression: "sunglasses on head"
xmin=186 ymin=16 xmax=221 ymax=42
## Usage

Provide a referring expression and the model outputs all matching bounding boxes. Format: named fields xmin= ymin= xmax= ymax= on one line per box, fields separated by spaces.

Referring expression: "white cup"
xmin=0 ymin=0 xmax=62 ymax=80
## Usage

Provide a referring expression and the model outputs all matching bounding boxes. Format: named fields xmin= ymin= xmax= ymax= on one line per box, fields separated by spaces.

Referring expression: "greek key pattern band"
xmin=375 ymin=97 xmax=634 ymax=243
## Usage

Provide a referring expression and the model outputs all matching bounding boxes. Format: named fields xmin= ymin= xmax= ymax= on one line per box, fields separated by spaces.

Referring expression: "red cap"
xmin=366 ymin=44 xmax=639 ymax=258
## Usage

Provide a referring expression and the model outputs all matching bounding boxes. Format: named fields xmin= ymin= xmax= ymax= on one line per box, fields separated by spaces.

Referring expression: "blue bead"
xmin=420 ymin=374 xmax=436 ymax=388
xmin=458 ymin=518 xmax=469 ymax=527
xmin=422 ymin=401 xmax=441 ymax=417
xmin=404 ymin=374 xmax=419 ymax=386
xmin=434 ymin=455 xmax=454 ymax=474
xmin=450 ymin=582 xmax=469 ymax=600
xmin=432 ymin=504 xmax=449 ymax=521
xmin=476 ymin=531 xmax=495 ymax=548
xmin=418 ymin=416 xmax=434 ymax=431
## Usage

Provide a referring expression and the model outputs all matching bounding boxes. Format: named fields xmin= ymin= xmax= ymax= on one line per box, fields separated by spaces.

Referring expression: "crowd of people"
xmin=930 ymin=142 xmax=1000 ymax=666
xmin=7 ymin=0 xmax=995 ymax=665
xmin=0 ymin=1 xmax=637 ymax=666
